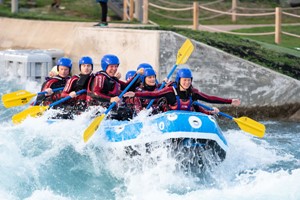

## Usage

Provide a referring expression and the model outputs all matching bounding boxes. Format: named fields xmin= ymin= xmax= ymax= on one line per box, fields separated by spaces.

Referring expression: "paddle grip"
xmin=146 ymin=64 xmax=178 ymax=109
xmin=49 ymin=89 xmax=86 ymax=108
xmin=105 ymin=74 xmax=140 ymax=115
xmin=194 ymin=101 xmax=233 ymax=120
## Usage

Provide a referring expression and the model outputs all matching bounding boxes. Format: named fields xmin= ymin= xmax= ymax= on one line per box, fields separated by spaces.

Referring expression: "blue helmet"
xmin=175 ymin=68 xmax=193 ymax=83
xmin=137 ymin=63 xmax=153 ymax=82
xmin=79 ymin=56 xmax=93 ymax=71
xmin=136 ymin=63 xmax=153 ymax=71
xmin=125 ymin=70 xmax=136 ymax=81
xmin=101 ymin=54 xmax=120 ymax=71
xmin=57 ymin=57 xmax=72 ymax=71
xmin=142 ymin=68 xmax=156 ymax=83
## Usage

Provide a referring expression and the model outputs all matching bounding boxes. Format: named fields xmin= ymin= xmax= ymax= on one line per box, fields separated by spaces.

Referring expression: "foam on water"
xmin=1 ymin=77 xmax=300 ymax=200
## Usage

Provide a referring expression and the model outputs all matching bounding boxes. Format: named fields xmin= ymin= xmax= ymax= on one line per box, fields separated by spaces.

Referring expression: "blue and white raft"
xmin=100 ymin=110 xmax=228 ymax=165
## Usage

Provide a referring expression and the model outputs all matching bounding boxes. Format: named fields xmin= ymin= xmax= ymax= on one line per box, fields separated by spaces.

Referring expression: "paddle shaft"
xmin=146 ymin=64 xmax=177 ymax=109
xmin=49 ymin=89 xmax=86 ymax=108
xmin=82 ymin=74 xmax=141 ymax=143
xmin=12 ymin=89 xmax=87 ymax=124
xmin=146 ymin=39 xmax=194 ymax=110
xmin=194 ymin=101 xmax=233 ymax=120
xmin=3 ymin=87 xmax=64 ymax=104
xmin=37 ymin=87 xmax=64 ymax=95
xmin=195 ymin=101 xmax=265 ymax=138
xmin=105 ymin=74 xmax=140 ymax=115
xmin=32 ymin=87 xmax=65 ymax=106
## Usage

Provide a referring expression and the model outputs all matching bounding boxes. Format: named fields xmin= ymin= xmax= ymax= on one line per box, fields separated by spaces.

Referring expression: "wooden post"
xmin=12 ymin=0 xmax=18 ymax=13
xmin=275 ymin=7 xmax=282 ymax=44
xmin=193 ymin=2 xmax=199 ymax=30
xmin=130 ymin=0 xmax=134 ymax=21
xmin=123 ymin=0 xmax=127 ymax=21
xmin=143 ymin=0 xmax=148 ymax=24
xmin=232 ymin=0 xmax=237 ymax=22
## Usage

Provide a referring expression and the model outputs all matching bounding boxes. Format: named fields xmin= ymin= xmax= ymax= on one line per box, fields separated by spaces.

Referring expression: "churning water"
xmin=0 ymin=77 xmax=299 ymax=200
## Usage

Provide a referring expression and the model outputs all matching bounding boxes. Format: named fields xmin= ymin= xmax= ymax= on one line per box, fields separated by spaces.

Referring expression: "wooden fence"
xmin=123 ymin=0 xmax=300 ymax=44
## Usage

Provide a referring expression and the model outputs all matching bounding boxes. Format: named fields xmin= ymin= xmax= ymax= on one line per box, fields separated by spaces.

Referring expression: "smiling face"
xmin=179 ymin=78 xmax=192 ymax=91
xmin=106 ymin=64 xmax=119 ymax=77
xmin=58 ymin=66 xmax=70 ymax=78
xmin=145 ymin=75 xmax=156 ymax=86
xmin=80 ymin=64 xmax=93 ymax=75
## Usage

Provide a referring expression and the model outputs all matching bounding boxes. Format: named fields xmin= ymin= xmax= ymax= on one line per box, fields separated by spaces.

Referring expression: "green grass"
xmin=232 ymin=26 xmax=300 ymax=53
xmin=0 ymin=0 xmax=120 ymax=22
xmin=148 ymin=0 xmax=300 ymax=25
xmin=138 ymin=26 xmax=300 ymax=80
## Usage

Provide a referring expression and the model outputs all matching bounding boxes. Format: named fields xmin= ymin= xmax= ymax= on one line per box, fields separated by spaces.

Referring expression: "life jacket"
xmin=138 ymin=84 xmax=158 ymax=108
xmin=168 ymin=86 xmax=193 ymax=111
xmin=36 ymin=75 xmax=70 ymax=106
xmin=124 ymin=97 xmax=142 ymax=115
xmin=87 ymin=71 xmax=121 ymax=106
xmin=61 ymin=73 xmax=92 ymax=106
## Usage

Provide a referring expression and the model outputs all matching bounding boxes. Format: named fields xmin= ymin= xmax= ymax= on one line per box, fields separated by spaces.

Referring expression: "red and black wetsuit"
xmin=124 ymin=83 xmax=160 ymax=113
xmin=35 ymin=75 xmax=70 ymax=106
xmin=134 ymin=83 xmax=232 ymax=112
xmin=60 ymin=73 xmax=93 ymax=110
xmin=87 ymin=70 xmax=135 ymax=107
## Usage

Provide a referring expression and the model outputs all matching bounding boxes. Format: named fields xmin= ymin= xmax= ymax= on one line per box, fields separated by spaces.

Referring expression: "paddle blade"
xmin=234 ymin=116 xmax=265 ymax=138
xmin=176 ymin=39 xmax=194 ymax=65
xmin=12 ymin=106 xmax=49 ymax=124
xmin=83 ymin=114 xmax=106 ymax=143
xmin=2 ymin=90 xmax=36 ymax=108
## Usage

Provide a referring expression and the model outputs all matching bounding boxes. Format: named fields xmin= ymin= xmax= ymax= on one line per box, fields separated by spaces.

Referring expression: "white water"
xmin=1 ymin=77 xmax=300 ymax=200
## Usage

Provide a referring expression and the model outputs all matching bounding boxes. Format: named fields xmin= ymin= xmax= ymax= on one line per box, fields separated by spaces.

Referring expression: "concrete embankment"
xmin=0 ymin=18 xmax=299 ymax=121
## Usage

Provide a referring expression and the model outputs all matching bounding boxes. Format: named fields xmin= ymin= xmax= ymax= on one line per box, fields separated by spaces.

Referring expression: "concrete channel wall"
xmin=0 ymin=18 xmax=299 ymax=108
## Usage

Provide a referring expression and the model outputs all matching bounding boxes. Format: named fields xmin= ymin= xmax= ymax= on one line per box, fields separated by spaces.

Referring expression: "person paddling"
xmin=87 ymin=54 xmax=142 ymax=120
xmin=133 ymin=67 xmax=165 ymax=113
xmin=35 ymin=57 xmax=72 ymax=106
xmin=124 ymin=68 xmax=240 ymax=113
xmin=60 ymin=56 xmax=94 ymax=113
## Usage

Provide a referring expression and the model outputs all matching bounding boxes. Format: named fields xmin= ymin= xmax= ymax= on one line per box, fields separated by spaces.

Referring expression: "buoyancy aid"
xmin=168 ymin=86 xmax=193 ymax=111
xmin=36 ymin=75 xmax=70 ymax=106
xmin=138 ymin=84 xmax=158 ymax=108
xmin=87 ymin=71 xmax=121 ymax=106
xmin=62 ymin=73 xmax=92 ymax=104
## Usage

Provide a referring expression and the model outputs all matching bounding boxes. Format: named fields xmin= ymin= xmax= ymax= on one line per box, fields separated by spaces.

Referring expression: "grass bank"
xmin=144 ymin=26 xmax=300 ymax=80
xmin=0 ymin=0 xmax=299 ymax=80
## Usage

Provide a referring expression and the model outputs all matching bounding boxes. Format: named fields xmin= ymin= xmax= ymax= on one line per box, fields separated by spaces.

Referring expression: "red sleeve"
xmin=61 ymin=76 xmax=78 ymax=98
xmin=135 ymin=86 xmax=174 ymax=99
xmin=41 ymin=79 xmax=58 ymax=91
xmin=192 ymin=88 xmax=232 ymax=104
xmin=193 ymin=105 xmax=212 ymax=115
xmin=91 ymin=74 xmax=112 ymax=101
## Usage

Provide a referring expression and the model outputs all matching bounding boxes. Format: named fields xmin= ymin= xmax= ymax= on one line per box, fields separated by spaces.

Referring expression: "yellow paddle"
xmin=194 ymin=102 xmax=265 ymax=138
xmin=2 ymin=87 xmax=64 ymax=108
xmin=146 ymin=38 xmax=194 ymax=109
xmin=12 ymin=89 xmax=86 ymax=124
xmin=83 ymin=74 xmax=140 ymax=143
xmin=83 ymin=38 xmax=195 ymax=143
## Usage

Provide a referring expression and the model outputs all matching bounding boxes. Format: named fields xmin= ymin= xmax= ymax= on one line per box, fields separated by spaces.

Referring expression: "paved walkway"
xmin=95 ymin=22 xmax=300 ymax=33
xmin=174 ymin=23 xmax=300 ymax=32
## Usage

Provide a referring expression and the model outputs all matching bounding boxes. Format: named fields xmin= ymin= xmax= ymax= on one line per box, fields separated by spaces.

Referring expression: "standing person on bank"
xmin=51 ymin=0 xmax=65 ymax=9
xmin=94 ymin=0 xmax=109 ymax=27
